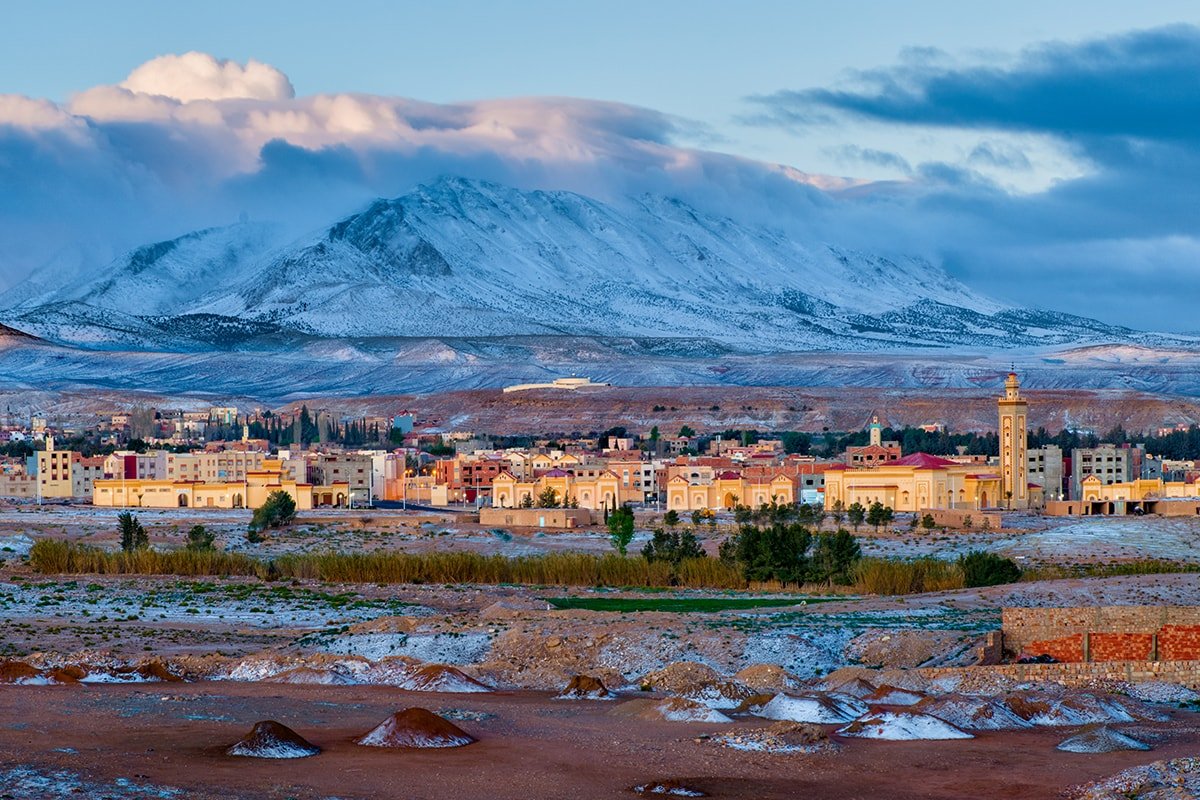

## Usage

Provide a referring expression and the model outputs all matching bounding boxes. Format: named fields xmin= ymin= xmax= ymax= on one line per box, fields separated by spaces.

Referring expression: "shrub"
xmin=185 ymin=525 xmax=215 ymax=552
xmin=249 ymin=490 xmax=297 ymax=534
xmin=958 ymin=550 xmax=1022 ymax=587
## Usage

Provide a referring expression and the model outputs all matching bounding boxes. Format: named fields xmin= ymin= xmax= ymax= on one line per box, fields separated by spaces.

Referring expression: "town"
xmin=5 ymin=374 xmax=1200 ymax=527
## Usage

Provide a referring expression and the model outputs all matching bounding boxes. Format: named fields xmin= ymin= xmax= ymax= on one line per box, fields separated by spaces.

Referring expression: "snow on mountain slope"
xmin=0 ymin=177 xmax=1170 ymax=353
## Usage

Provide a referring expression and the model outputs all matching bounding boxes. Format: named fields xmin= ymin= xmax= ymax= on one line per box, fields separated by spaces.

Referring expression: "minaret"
xmin=998 ymin=372 xmax=1029 ymax=508
xmin=868 ymin=415 xmax=882 ymax=448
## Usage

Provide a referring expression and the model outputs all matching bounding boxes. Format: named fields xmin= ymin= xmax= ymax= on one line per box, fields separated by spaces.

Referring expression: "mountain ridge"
xmin=0 ymin=176 xmax=1176 ymax=355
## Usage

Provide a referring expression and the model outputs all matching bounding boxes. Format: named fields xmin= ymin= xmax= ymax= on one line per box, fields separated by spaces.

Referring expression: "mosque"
xmin=823 ymin=372 xmax=1040 ymax=512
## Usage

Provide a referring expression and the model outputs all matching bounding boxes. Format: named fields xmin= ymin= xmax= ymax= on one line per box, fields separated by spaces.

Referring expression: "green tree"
xmin=724 ymin=521 xmax=813 ymax=584
xmin=185 ymin=524 xmax=215 ymax=552
xmin=809 ymin=529 xmax=863 ymax=585
xmin=846 ymin=502 xmax=866 ymax=531
xmin=118 ymin=511 xmax=148 ymax=552
xmin=921 ymin=513 xmax=937 ymax=530
xmin=962 ymin=515 xmax=974 ymax=531
xmin=830 ymin=500 xmax=845 ymax=527
xmin=536 ymin=487 xmax=560 ymax=508
xmin=679 ymin=425 xmax=696 ymax=438
xmin=691 ymin=509 xmax=704 ymax=525
xmin=642 ymin=528 xmax=705 ymax=565
xmin=663 ymin=509 xmax=680 ymax=528
xmin=519 ymin=493 xmax=534 ymax=509
xmin=607 ymin=506 xmax=636 ymax=555
xmin=866 ymin=501 xmax=886 ymax=532
xmin=249 ymin=490 xmax=297 ymax=536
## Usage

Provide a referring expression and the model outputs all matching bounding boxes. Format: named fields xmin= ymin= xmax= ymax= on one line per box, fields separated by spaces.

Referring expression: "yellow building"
xmin=823 ymin=453 xmax=1005 ymax=512
xmin=93 ymin=459 xmax=350 ymax=510
xmin=491 ymin=469 xmax=620 ymax=512
xmin=998 ymin=372 xmax=1031 ymax=508
xmin=1080 ymin=475 xmax=1200 ymax=502
xmin=666 ymin=472 xmax=795 ymax=512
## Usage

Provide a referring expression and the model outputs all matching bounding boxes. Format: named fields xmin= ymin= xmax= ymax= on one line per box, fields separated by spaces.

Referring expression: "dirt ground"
xmin=2 ymin=682 xmax=1198 ymax=800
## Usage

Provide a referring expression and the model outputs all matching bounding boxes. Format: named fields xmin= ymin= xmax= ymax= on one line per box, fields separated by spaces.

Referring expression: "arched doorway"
xmin=178 ymin=494 xmax=188 ymax=507
xmin=232 ymin=493 xmax=243 ymax=509
xmin=980 ymin=491 xmax=989 ymax=508
xmin=336 ymin=493 xmax=346 ymax=507
xmin=724 ymin=492 xmax=738 ymax=509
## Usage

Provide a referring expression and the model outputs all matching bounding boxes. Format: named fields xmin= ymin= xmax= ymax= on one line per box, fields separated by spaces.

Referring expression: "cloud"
xmin=2 ymin=37 xmax=1200 ymax=332
xmin=751 ymin=25 xmax=1200 ymax=149
xmin=119 ymin=51 xmax=295 ymax=102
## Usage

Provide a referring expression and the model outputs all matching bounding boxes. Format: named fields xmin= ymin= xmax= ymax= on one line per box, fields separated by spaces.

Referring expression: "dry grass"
xmin=853 ymin=557 xmax=965 ymax=595
xmin=31 ymin=540 xmax=1010 ymax=596
xmin=29 ymin=540 xmax=745 ymax=589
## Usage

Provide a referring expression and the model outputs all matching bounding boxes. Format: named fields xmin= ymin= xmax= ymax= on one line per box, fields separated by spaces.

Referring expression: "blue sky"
xmin=2 ymin=2 xmax=1199 ymax=329
xmin=8 ymin=0 xmax=1199 ymax=179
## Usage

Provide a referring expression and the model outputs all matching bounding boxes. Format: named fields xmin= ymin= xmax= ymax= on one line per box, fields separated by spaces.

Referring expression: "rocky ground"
xmin=4 ymin=507 xmax=1200 ymax=798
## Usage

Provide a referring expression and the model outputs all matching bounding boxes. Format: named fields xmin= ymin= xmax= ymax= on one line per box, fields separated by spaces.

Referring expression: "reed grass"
xmin=29 ymin=540 xmax=745 ymax=589
xmin=853 ymin=556 xmax=965 ymax=595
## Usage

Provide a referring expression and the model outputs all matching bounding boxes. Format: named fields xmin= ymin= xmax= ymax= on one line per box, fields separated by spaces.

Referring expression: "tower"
xmin=868 ymin=415 xmax=882 ymax=448
xmin=998 ymin=372 xmax=1029 ymax=508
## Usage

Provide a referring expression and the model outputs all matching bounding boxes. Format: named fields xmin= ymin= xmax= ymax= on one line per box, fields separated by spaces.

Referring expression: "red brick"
xmin=1027 ymin=634 xmax=1084 ymax=662
xmin=1090 ymin=632 xmax=1153 ymax=661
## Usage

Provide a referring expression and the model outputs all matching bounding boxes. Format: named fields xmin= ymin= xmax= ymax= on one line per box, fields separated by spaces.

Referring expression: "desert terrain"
xmin=3 ymin=507 xmax=1200 ymax=798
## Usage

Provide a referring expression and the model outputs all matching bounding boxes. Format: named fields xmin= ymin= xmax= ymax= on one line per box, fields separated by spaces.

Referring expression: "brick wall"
xmin=1003 ymin=607 xmax=1200 ymax=661
xmin=1160 ymin=625 xmax=1200 ymax=660
xmin=1028 ymin=634 xmax=1085 ymax=662
xmin=919 ymin=659 xmax=1200 ymax=689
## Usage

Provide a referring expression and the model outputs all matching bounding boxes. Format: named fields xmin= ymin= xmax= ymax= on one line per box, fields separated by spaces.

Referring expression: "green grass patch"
xmin=544 ymin=595 xmax=844 ymax=613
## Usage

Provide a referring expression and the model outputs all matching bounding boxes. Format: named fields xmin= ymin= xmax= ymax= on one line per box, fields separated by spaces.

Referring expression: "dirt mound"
xmin=265 ymin=667 xmax=357 ymax=686
xmin=359 ymin=655 xmax=422 ymax=685
xmin=226 ymin=721 xmax=321 ymax=759
xmin=557 ymin=674 xmax=610 ymax=699
xmin=0 ymin=660 xmax=41 ymax=684
xmin=915 ymin=696 xmax=1032 ymax=731
xmin=130 ymin=660 xmax=183 ymax=682
xmin=1004 ymin=691 xmax=1140 ymax=727
xmin=714 ymin=721 xmax=837 ymax=754
xmin=845 ymin=629 xmax=973 ymax=669
xmin=356 ymin=708 xmax=477 ymax=748
xmin=1057 ymin=724 xmax=1151 ymax=754
xmin=678 ymin=681 xmax=755 ymax=709
xmin=610 ymin=697 xmax=732 ymax=724
xmin=480 ymin=599 xmax=553 ymax=620
xmin=641 ymin=662 xmax=723 ymax=694
xmin=757 ymin=693 xmax=867 ymax=724
xmin=822 ymin=667 xmax=929 ymax=694
xmin=630 ymin=779 xmax=706 ymax=796
xmin=44 ymin=665 xmax=87 ymax=684
xmin=732 ymin=664 xmax=800 ymax=693
xmin=837 ymin=709 xmax=974 ymax=740
xmin=861 ymin=684 xmax=925 ymax=706
xmin=401 ymin=664 xmax=491 ymax=693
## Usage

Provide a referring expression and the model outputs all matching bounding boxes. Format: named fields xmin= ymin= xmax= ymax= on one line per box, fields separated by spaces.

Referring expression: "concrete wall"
xmin=919 ymin=508 xmax=1003 ymax=529
xmin=479 ymin=507 xmax=595 ymax=529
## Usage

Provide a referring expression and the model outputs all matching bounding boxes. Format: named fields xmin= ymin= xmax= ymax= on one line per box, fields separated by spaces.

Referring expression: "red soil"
xmin=1 ymin=682 xmax=1198 ymax=799
xmin=356 ymin=707 xmax=476 ymax=748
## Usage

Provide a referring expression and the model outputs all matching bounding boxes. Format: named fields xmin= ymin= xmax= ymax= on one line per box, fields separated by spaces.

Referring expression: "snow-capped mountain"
xmin=0 ymin=177 xmax=1153 ymax=352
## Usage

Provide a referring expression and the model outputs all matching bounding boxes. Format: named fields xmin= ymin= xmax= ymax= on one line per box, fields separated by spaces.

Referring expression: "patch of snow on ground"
xmin=757 ymin=693 xmax=867 ymax=724
xmin=837 ymin=710 xmax=974 ymax=740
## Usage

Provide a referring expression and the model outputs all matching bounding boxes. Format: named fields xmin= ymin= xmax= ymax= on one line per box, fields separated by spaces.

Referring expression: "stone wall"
xmin=1002 ymin=607 xmax=1200 ymax=662
xmin=919 ymin=659 xmax=1200 ymax=689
